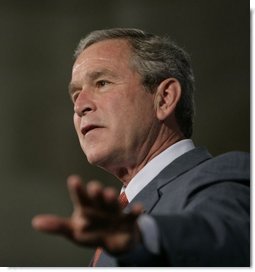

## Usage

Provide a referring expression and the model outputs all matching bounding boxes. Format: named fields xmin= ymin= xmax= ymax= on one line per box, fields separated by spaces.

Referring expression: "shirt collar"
xmin=123 ymin=139 xmax=195 ymax=202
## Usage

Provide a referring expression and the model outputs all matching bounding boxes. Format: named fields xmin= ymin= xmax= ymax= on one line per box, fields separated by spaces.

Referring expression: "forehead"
xmin=72 ymin=39 xmax=133 ymax=75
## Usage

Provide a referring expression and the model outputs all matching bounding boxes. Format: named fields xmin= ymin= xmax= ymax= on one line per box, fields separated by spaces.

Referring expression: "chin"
xmin=85 ymin=152 xmax=119 ymax=173
xmin=84 ymin=148 xmax=107 ymax=166
xmin=85 ymin=153 xmax=101 ymax=166
xmin=82 ymin=143 xmax=121 ymax=169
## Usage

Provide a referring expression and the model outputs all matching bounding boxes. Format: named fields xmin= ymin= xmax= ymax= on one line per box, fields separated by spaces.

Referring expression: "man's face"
xmin=70 ymin=39 xmax=159 ymax=170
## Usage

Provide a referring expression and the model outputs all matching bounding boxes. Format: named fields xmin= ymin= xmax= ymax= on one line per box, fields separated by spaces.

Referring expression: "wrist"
xmin=103 ymin=218 xmax=142 ymax=256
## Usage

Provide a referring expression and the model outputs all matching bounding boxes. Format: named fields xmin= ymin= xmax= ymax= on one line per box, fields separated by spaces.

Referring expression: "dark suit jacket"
xmin=93 ymin=147 xmax=250 ymax=267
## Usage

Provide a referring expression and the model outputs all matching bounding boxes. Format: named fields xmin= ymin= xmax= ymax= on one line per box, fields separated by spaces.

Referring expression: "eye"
xmin=96 ymin=80 xmax=110 ymax=87
xmin=72 ymin=91 xmax=80 ymax=103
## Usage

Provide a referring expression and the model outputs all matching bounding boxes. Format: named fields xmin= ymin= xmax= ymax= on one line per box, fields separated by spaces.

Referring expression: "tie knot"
xmin=118 ymin=191 xmax=129 ymax=209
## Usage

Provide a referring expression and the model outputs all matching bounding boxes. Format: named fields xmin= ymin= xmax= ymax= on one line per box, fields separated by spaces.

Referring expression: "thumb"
xmin=32 ymin=214 xmax=72 ymax=238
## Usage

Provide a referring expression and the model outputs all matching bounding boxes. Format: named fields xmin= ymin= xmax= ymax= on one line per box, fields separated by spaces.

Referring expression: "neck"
xmin=107 ymin=131 xmax=185 ymax=186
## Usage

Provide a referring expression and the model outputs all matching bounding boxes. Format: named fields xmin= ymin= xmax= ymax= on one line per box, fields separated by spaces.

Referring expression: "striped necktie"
xmin=92 ymin=191 xmax=129 ymax=267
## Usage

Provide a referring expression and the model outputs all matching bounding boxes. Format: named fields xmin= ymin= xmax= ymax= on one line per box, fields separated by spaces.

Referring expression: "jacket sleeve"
xmin=154 ymin=180 xmax=250 ymax=266
xmin=117 ymin=180 xmax=249 ymax=267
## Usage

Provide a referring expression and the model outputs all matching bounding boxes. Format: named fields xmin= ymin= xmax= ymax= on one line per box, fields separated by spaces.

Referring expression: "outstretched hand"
xmin=32 ymin=175 xmax=143 ymax=255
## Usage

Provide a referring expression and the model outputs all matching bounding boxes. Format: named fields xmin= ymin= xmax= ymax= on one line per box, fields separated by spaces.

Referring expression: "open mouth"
xmin=81 ymin=125 xmax=101 ymax=135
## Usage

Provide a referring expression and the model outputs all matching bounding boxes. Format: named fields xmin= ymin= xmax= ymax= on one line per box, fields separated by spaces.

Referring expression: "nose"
xmin=74 ymin=91 xmax=96 ymax=117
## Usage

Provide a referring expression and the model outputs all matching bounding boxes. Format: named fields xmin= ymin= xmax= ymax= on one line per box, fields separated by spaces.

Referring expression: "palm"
xmin=32 ymin=175 xmax=143 ymax=255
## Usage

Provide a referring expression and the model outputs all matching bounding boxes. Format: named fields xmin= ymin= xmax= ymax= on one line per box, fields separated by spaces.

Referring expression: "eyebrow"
xmin=68 ymin=82 xmax=79 ymax=97
xmin=68 ymin=68 xmax=117 ymax=97
xmin=89 ymin=69 xmax=116 ymax=80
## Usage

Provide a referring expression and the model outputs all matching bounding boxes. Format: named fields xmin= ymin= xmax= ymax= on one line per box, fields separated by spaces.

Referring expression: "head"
xmin=74 ymin=28 xmax=195 ymax=138
xmin=69 ymin=28 xmax=195 ymax=177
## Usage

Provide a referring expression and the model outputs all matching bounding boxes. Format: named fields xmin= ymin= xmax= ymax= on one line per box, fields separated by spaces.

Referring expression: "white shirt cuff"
xmin=137 ymin=214 xmax=160 ymax=255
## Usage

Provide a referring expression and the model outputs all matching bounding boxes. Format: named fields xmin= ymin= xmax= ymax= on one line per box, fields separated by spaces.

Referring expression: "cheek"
xmin=73 ymin=114 xmax=81 ymax=134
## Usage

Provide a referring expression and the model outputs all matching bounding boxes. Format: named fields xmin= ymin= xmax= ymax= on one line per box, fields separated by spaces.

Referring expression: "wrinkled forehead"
xmin=72 ymin=58 xmax=116 ymax=74
xmin=72 ymin=39 xmax=135 ymax=77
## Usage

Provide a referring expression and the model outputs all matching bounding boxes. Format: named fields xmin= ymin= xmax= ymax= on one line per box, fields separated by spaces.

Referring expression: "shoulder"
xmin=163 ymin=150 xmax=250 ymax=198
xmin=157 ymin=148 xmax=250 ymax=193
xmin=156 ymin=150 xmax=250 ymax=213
xmin=181 ymin=150 xmax=250 ymax=202
xmin=197 ymin=151 xmax=250 ymax=180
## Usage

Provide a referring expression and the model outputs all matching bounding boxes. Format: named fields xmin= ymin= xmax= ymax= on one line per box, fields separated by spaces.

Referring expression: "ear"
xmin=154 ymin=78 xmax=182 ymax=121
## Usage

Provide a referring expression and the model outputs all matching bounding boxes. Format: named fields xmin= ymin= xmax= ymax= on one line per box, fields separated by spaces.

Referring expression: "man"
xmin=32 ymin=28 xmax=250 ymax=266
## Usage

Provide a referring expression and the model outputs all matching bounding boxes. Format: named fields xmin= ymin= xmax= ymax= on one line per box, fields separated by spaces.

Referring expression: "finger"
xmin=86 ymin=180 xmax=103 ymax=198
xmin=86 ymin=183 xmax=119 ymax=213
xmin=102 ymin=187 xmax=119 ymax=213
xmin=103 ymin=187 xmax=118 ymax=203
xmin=32 ymin=214 xmax=72 ymax=238
xmin=85 ymin=180 xmax=104 ymax=211
xmin=67 ymin=175 xmax=89 ymax=209
xmin=86 ymin=181 xmax=113 ymax=211
xmin=130 ymin=203 xmax=144 ymax=215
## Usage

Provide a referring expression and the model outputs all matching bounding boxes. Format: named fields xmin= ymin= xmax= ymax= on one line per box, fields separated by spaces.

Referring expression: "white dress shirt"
xmin=121 ymin=139 xmax=195 ymax=254
xmin=123 ymin=139 xmax=195 ymax=201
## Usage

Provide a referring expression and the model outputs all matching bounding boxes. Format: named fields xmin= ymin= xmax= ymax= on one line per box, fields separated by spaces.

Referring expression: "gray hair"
xmin=74 ymin=28 xmax=195 ymax=138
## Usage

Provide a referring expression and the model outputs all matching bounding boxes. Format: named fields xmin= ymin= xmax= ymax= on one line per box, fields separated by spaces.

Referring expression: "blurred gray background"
xmin=0 ymin=0 xmax=249 ymax=267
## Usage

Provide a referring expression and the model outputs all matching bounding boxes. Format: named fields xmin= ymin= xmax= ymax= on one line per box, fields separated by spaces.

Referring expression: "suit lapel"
xmin=92 ymin=147 xmax=212 ymax=266
xmin=156 ymin=147 xmax=212 ymax=188
xmin=129 ymin=147 xmax=212 ymax=213
xmin=127 ymin=177 xmax=159 ymax=213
